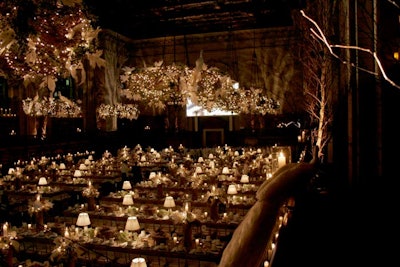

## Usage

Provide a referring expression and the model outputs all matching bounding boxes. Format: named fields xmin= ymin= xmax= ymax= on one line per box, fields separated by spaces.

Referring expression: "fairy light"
xmin=0 ymin=1 xmax=100 ymax=81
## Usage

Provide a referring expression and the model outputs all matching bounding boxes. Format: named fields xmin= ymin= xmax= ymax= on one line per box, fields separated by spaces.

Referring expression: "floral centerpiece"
xmin=28 ymin=195 xmax=53 ymax=230
xmin=169 ymin=210 xmax=199 ymax=251
xmin=82 ymin=181 xmax=99 ymax=211
xmin=50 ymin=236 xmax=83 ymax=266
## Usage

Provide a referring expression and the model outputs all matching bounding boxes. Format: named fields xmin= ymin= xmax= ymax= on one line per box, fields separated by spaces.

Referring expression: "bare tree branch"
xmin=300 ymin=9 xmax=400 ymax=90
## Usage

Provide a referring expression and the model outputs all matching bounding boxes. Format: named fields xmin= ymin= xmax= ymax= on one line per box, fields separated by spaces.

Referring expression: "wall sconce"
xmin=394 ymin=51 xmax=399 ymax=61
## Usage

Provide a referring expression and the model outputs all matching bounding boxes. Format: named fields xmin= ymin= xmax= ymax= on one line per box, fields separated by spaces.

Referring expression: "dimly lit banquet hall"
xmin=0 ymin=0 xmax=398 ymax=266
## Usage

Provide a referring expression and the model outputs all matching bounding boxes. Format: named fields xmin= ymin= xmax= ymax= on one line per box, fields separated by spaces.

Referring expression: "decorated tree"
xmin=0 ymin=0 xmax=104 ymax=136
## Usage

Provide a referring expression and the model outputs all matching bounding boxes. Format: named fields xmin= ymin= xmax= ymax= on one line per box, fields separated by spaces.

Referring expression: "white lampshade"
xmin=76 ymin=212 xmax=91 ymax=227
xmin=84 ymin=159 xmax=91 ymax=166
xmin=195 ymin=166 xmax=202 ymax=173
xmin=122 ymin=181 xmax=132 ymax=190
xmin=227 ymin=184 xmax=238 ymax=195
xmin=131 ymin=257 xmax=147 ymax=267
xmin=197 ymin=157 xmax=204 ymax=163
xmin=38 ymin=177 xmax=48 ymax=186
xmin=222 ymin=167 xmax=230 ymax=174
xmin=59 ymin=163 xmax=66 ymax=170
xmin=240 ymin=174 xmax=249 ymax=183
xmin=122 ymin=194 xmax=134 ymax=206
xmin=88 ymin=155 xmax=94 ymax=161
xmin=74 ymin=170 xmax=82 ymax=177
xmin=208 ymin=153 xmax=214 ymax=159
xmin=163 ymin=196 xmax=176 ymax=208
xmin=8 ymin=168 xmax=15 ymax=175
xmin=79 ymin=163 xmax=87 ymax=170
xmin=125 ymin=216 xmax=141 ymax=231
xmin=148 ymin=172 xmax=156 ymax=179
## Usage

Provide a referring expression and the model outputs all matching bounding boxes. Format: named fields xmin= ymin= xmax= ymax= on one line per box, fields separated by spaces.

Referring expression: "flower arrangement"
xmin=169 ymin=210 xmax=198 ymax=225
xmin=28 ymin=196 xmax=54 ymax=215
xmin=50 ymin=236 xmax=82 ymax=264
xmin=82 ymin=182 xmax=100 ymax=198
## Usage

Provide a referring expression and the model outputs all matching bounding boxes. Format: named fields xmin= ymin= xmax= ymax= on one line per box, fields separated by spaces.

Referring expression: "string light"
xmin=120 ymin=59 xmax=279 ymax=115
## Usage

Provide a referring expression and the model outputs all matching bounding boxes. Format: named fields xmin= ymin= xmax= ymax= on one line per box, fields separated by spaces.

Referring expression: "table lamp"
xmin=163 ymin=196 xmax=176 ymax=213
xmin=122 ymin=181 xmax=132 ymax=190
xmin=240 ymin=174 xmax=249 ymax=183
xmin=79 ymin=163 xmax=87 ymax=170
xmin=76 ymin=212 xmax=91 ymax=232
xmin=227 ymin=184 xmax=238 ymax=195
xmin=8 ymin=168 xmax=15 ymax=175
xmin=38 ymin=177 xmax=48 ymax=186
xmin=59 ymin=163 xmax=66 ymax=170
xmin=131 ymin=257 xmax=147 ymax=267
xmin=74 ymin=170 xmax=82 ymax=177
xmin=38 ymin=177 xmax=48 ymax=192
xmin=125 ymin=216 xmax=141 ymax=232
xmin=122 ymin=194 xmax=134 ymax=206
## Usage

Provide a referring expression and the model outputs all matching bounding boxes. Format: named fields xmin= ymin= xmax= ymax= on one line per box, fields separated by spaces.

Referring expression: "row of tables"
xmin=0 ymin=144 xmax=291 ymax=266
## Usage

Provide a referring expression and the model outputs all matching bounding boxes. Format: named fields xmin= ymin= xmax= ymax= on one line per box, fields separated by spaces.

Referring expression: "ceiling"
xmin=83 ymin=0 xmax=305 ymax=40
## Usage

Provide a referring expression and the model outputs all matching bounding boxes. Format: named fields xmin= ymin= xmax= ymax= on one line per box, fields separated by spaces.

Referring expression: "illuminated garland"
xmin=96 ymin=103 xmax=139 ymax=120
xmin=120 ymin=62 xmax=192 ymax=113
xmin=0 ymin=0 xmax=104 ymax=107
xmin=120 ymin=61 xmax=280 ymax=115
xmin=22 ymin=96 xmax=83 ymax=118
xmin=239 ymin=87 xmax=280 ymax=115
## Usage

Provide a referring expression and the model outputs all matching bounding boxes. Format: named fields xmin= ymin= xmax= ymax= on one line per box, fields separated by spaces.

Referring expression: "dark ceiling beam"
xmin=83 ymin=0 xmax=300 ymax=40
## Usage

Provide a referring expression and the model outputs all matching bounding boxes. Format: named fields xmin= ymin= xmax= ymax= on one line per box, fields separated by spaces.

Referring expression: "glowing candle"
xmin=3 ymin=223 xmax=8 ymax=236
xmin=184 ymin=202 xmax=189 ymax=212
xmin=64 ymin=227 xmax=70 ymax=237
xmin=278 ymin=152 xmax=286 ymax=168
